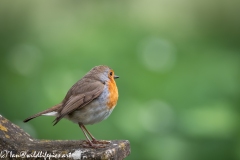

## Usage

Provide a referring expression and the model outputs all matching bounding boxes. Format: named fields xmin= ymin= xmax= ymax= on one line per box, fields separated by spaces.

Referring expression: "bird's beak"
xmin=114 ymin=75 xmax=119 ymax=79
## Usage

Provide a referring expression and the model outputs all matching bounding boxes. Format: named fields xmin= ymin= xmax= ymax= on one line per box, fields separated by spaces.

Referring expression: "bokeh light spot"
xmin=139 ymin=100 xmax=175 ymax=134
xmin=43 ymin=69 xmax=85 ymax=103
xmin=138 ymin=37 xmax=176 ymax=73
xmin=8 ymin=44 xmax=42 ymax=76
xmin=145 ymin=135 xmax=190 ymax=160
xmin=115 ymin=100 xmax=145 ymax=141
xmin=178 ymin=101 xmax=238 ymax=138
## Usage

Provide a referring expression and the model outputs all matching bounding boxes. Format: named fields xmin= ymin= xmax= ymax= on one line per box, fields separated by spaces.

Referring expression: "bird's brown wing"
xmin=53 ymin=81 xmax=104 ymax=125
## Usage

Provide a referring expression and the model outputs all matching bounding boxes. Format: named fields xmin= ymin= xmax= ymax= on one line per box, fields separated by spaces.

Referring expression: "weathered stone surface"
xmin=0 ymin=115 xmax=130 ymax=160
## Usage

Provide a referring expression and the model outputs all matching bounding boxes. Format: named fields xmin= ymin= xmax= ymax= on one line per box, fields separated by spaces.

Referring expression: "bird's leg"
xmin=82 ymin=125 xmax=110 ymax=144
xmin=81 ymin=124 xmax=110 ymax=145
xmin=81 ymin=125 xmax=97 ymax=141
xmin=78 ymin=123 xmax=93 ymax=146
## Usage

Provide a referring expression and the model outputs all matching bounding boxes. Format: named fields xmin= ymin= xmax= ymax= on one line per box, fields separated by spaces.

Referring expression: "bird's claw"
xmin=92 ymin=139 xmax=111 ymax=144
xmin=82 ymin=140 xmax=110 ymax=148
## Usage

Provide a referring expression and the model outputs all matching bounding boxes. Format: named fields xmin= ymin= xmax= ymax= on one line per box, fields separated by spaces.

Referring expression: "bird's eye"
xmin=109 ymin=72 xmax=113 ymax=76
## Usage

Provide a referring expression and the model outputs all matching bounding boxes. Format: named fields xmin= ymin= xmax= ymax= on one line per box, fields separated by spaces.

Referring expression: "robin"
xmin=23 ymin=65 xmax=119 ymax=147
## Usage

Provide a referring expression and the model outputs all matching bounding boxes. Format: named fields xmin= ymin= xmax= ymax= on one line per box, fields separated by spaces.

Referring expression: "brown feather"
xmin=23 ymin=103 xmax=62 ymax=122
xmin=52 ymin=81 xmax=104 ymax=125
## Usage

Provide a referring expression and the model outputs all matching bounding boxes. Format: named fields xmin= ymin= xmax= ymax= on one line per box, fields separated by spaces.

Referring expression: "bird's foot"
xmin=82 ymin=140 xmax=110 ymax=148
xmin=92 ymin=139 xmax=111 ymax=144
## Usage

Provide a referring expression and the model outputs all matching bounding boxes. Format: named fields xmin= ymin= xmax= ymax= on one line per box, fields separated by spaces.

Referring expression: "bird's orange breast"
xmin=107 ymin=78 xmax=118 ymax=109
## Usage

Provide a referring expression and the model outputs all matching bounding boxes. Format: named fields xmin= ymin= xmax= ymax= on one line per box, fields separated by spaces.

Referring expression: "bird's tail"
xmin=23 ymin=103 xmax=62 ymax=122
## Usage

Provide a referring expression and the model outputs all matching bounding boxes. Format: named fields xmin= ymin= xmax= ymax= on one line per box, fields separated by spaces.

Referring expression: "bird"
xmin=23 ymin=65 xmax=119 ymax=147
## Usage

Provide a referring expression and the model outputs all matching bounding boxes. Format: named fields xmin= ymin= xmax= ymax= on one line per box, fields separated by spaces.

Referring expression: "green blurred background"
xmin=1 ymin=1 xmax=240 ymax=160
